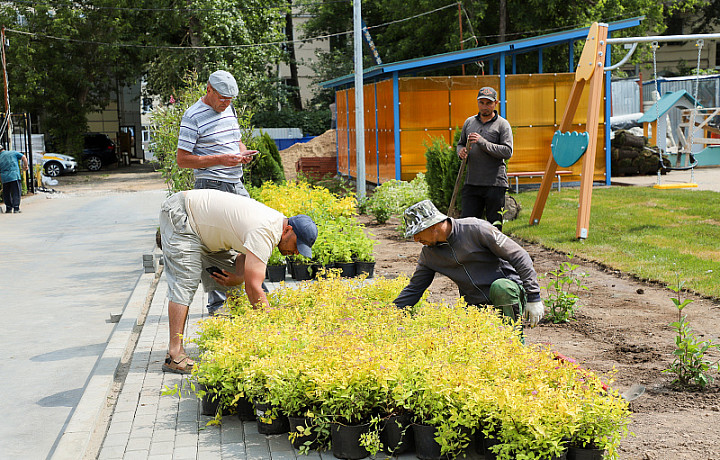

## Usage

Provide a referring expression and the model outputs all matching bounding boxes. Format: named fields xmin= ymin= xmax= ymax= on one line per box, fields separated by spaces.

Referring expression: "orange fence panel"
xmin=333 ymin=72 xmax=606 ymax=186
xmin=506 ymin=74 xmax=558 ymax=127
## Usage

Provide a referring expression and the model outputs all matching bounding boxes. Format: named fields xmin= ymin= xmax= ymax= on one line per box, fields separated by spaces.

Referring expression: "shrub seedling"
xmin=663 ymin=276 xmax=720 ymax=388
xmin=541 ymin=253 xmax=588 ymax=323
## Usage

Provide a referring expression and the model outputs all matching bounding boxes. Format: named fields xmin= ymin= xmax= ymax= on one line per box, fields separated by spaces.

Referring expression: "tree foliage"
xmin=142 ymin=0 xmax=288 ymax=112
xmin=0 ymin=0 xmax=151 ymax=153
xmin=298 ymin=0 xmax=706 ymax=87
xmin=424 ymin=129 xmax=462 ymax=214
xmin=244 ymin=132 xmax=285 ymax=187
xmin=0 ymin=0 xmax=289 ymax=154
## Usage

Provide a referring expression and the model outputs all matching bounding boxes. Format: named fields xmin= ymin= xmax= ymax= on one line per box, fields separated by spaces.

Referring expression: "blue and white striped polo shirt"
xmin=177 ymin=99 xmax=244 ymax=183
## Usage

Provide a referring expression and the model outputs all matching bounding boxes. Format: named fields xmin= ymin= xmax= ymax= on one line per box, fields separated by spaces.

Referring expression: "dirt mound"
xmin=279 ymin=129 xmax=336 ymax=181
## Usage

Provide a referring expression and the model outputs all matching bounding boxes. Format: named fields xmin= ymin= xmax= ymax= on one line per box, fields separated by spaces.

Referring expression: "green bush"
xmin=423 ymin=129 xmax=462 ymax=214
xmin=244 ymin=132 xmax=285 ymax=187
xmin=361 ymin=174 xmax=429 ymax=230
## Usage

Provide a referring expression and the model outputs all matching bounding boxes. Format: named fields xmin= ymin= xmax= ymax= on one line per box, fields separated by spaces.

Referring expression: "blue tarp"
xmin=276 ymin=136 xmax=316 ymax=151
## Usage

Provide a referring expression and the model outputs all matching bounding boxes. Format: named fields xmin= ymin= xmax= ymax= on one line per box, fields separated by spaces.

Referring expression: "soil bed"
xmin=361 ymin=214 xmax=720 ymax=460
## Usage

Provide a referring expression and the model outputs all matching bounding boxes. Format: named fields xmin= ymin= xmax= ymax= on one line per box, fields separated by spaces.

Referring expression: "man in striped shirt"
xmin=177 ymin=69 xmax=259 ymax=315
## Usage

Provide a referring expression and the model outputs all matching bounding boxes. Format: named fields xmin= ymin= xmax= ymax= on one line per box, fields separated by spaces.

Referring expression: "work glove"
xmin=524 ymin=301 xmax=544 ymax=328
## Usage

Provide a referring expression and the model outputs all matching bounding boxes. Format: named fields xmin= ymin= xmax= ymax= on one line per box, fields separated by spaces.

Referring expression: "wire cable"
xmin=3 ymin=2 xmax=459 ymax=50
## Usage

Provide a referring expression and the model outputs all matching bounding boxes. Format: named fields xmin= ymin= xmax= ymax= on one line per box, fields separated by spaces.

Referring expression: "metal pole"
xmin=353 ymin=0 xmax=366 ymax=198
xmin=1 ymin=26 xmax=11 ymax=149
xmin=606 ymin=33 xmax=720 ymax=44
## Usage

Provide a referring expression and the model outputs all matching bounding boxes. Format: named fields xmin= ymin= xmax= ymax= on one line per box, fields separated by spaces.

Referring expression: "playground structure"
xmin=530 ymin=24 xmax=720 ymax=239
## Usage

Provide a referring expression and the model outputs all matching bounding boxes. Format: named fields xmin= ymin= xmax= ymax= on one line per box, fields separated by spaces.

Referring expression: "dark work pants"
xmin=2 ymin=180 xmax=22 ymax=212
xmin=460 ymin=184 xmax=507 ymax=231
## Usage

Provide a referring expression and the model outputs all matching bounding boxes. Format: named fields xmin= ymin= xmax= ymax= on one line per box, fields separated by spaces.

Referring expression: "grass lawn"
xmin=504 ymin=186 xmax=720 ymax=298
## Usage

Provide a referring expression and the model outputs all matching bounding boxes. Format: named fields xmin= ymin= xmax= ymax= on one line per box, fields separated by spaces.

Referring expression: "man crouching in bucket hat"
xmin=159 ymin=189 xmax=318 ymax=374
xmin=393 ymin=199 xmax=544 ymax=337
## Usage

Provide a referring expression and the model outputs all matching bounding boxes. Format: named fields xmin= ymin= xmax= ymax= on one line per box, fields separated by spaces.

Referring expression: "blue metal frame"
xmin=321 ymin=17 xmax=645 ymax=185
xmin=334 ymin=91 xmax=339 ymax=175
xmin=538 ymin=48 xmax=543 ymax=73
xmin=374 ymin=82 xmax=380 ymax=184
xmin=499 ymin=52 xmax=507 ymax=117
xmin=605 ymin=37 xmax=612 ymax=186
xmin=320 ymin=17 xmax=643 ymax=89
xmin=393 ymin=72 xmax=401 ymax=180
xmin=345 ymin=90 xmax=351 ymax=176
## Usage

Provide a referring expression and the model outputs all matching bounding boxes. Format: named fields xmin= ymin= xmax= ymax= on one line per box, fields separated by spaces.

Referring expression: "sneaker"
xmin=13 ymin=209 xmax=21 ymax=213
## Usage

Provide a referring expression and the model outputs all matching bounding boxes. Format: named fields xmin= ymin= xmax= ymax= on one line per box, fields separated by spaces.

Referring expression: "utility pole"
xmin=353 ymin=0 xmax=366 ymax=198
xmin=1 ymin=26 xmax=11 ymax=148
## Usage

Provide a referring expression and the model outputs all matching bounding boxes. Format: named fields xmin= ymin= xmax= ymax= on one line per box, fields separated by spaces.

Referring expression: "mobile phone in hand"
xmin=205 ymin=266 xmax=224 ymax=276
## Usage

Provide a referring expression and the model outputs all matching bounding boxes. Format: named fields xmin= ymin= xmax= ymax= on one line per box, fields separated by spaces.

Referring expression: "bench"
xmin=507 ymin=170 xmax=573 ymax=193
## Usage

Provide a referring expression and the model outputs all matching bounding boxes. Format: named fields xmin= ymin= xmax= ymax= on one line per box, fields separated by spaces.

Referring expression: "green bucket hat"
xmin=403 ymin=200 xmax=448 ymax=238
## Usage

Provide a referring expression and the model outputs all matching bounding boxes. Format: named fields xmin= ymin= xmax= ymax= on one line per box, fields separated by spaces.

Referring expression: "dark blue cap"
xmin=287 ymin=215 xmax=318 ymax=258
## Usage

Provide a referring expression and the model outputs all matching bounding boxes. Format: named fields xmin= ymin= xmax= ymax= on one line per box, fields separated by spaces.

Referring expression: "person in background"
xmin=0 ymin=144 xmax=29 ymax=214
xmin=393 ymin=200 xmax=544 ymax=339
xmin=176 ymin=69 xmax=258 ymax=315
xmin=456 ymin=86 xmax=513 ymax=231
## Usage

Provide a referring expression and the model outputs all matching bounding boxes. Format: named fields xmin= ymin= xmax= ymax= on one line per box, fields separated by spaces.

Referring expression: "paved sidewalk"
xmin=87 ymin=269 xmax=484 ymax=460
xmin=95 ymin=271 xmax=322 ymax=460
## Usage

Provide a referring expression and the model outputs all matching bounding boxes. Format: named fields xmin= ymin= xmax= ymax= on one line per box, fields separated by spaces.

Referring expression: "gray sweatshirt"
xmin=393 ymin=218 xmax=541 ymax=308
xmin=456 ymin=111 xmax=513 ymax=188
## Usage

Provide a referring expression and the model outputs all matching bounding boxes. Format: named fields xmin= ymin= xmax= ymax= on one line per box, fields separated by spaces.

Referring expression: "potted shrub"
xmin=288 ymin=254 xmax=314 ymax=281
xmin=266 ymin=247 xmax=286 ymax=282
xmin=352 ymin=230 xmax=377 ymax=278
xmin=566 ymin=390 xmax=631 ymax=460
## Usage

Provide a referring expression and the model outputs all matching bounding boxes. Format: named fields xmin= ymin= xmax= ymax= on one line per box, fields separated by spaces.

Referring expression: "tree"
xmin=298 ymin=0 xmax=706 ymax=86
xmin=142 ymin=0 xmax=288 ymax=113
xmin=0 ymin=0 xmax=151 ymax=153
xmin=0 ymin=0 xmax=291 ymax=155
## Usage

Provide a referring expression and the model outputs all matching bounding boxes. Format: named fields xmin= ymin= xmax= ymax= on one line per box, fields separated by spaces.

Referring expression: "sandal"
xmin=162 ymin=353 xmax=195 ymax=374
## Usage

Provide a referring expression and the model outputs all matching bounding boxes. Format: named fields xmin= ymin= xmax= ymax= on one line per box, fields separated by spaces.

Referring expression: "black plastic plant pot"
xmin=288 ymin=415 xmax=321 ymax=450
xmin=199 ymin=384 xmax=220 ymax=416
xmin=355 ymin=261 xmax=375 ymax=278
xmin=567 ymin=447 xmax=605 ymax=460
xmin=483 ymin=433 xmax=502 ymax=460
xmin=287 ymin=259 xmax=296 ymax=279
xmin=293 ymin=263 xmax=313 ymax=281
xmin=313 ymin=263 xmax=335 ymax=279
xmin=474 ymin=428 xmax=486 ymax=456
xmin=199 ymin=383 xmax=234 ymax=416
xmin=254 ymin=401 xmax=289 ymax=435
xmin=413 ymin=423 xmax=448 ymax=460
xmin=335 ymin=262 xmax=356 ymax=278
xmin=266 ymin=264 xmax=286 ymax=282
xmin=330 ymin=421 xmax=371 ymax=460
xmin=380 ymin=413 xmax=413 ymax=455
xmin=236 ymin=396 xmax=255 ymax=421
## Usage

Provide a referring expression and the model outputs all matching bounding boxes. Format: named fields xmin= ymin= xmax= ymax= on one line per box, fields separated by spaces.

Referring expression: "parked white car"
xmin=42 ymin=153 xmax=78 ymax=177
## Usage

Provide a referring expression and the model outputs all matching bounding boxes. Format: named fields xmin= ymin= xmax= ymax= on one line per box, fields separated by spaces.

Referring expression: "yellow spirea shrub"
xmin=252 ymin=181 xmax=356 ymax=222
xmin=192 ymin=274 xmax=631 ymax=459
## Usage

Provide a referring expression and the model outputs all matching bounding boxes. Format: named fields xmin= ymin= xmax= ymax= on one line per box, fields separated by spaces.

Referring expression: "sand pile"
xmin=279 ymin=129 xmax=336 ymax=181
